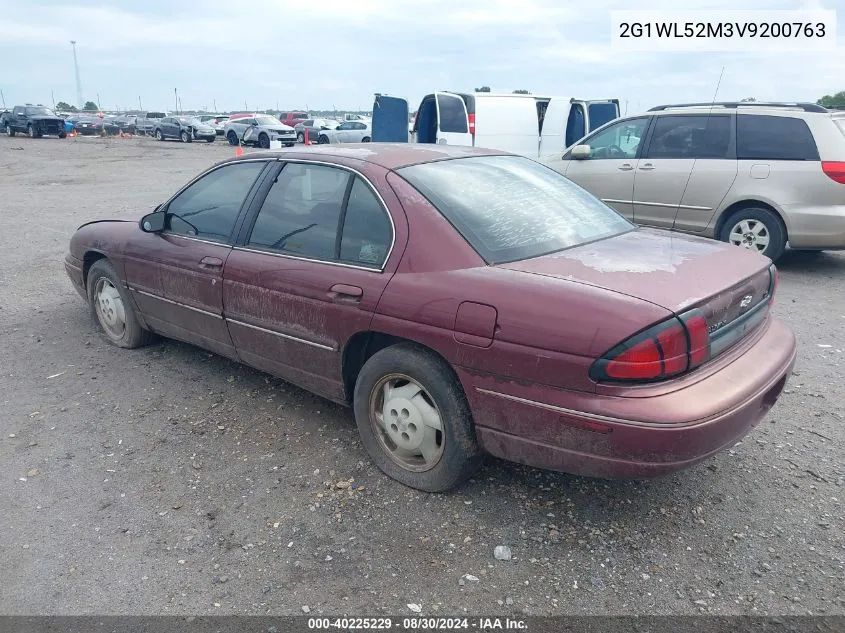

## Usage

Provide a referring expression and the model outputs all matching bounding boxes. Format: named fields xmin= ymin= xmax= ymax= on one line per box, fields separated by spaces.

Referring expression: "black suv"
xmin=5 ymin=105 xmax=66 ymax=138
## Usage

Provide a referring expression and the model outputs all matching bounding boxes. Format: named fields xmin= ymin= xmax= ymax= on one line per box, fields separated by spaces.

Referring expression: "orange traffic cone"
xmin=235 ymin=145 xmax=244 ymax=157
xmin=304 ymin=128 xmax=310 ymax=146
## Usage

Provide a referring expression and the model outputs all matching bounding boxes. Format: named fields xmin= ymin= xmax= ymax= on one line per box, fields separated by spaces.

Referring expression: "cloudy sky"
xmin=0 ymin=0 xmax=841 ymax=113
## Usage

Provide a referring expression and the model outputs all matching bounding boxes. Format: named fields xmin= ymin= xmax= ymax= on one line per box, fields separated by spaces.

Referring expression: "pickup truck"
xmin=5 ymin=104 xmax=67 ymax=138
xmin=279 ymin=111 xmax=309 ymax=127
xmin=135 ymin=111 xmax=167 ymax=136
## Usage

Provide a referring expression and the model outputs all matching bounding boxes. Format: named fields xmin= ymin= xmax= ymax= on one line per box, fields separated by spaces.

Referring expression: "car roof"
xmin=222 ymin=143 xmax=510 ymax=170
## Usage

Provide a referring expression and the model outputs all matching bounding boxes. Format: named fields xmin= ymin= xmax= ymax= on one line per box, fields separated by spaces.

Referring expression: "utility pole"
xmin=138 ymin=96 xmax=142 ymax=111
xmin=70 ymin=40 xmax=83 ymax=110
xmin=0 ymin=89 xmax=6 ymax=108
xmin=51 ymin=89 xmax=56 ymax=109
xmin=174 ymin=88 xmax=179 ymax=114
xmin=96 ymin=93 xmax=101 ymax=110
xmin=213 ymin=98 xmax=217 ymax=112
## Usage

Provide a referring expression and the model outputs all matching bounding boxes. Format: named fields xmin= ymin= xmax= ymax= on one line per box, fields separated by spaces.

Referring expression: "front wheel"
xmin=59 ymin=132 xmax=67 ymax=139
xmin=180 ymin=130 xmax=191 ymax=143
xmin=227 ymin=131 xmax=238 ymax=146
xmin=7 ymin=125 xmax=15 ymax=137
xmin=297 ymin=132 xmax=305 ymax=143
xmin=155 ymin=129 xmax=164 ymax=141
xmin=87 ymin=259 xmax=154 ymax=349
xmin=205 ymin=137 xmax=215 ymax=143
xmin=720 ymin=207 xmax=786 ymax=261
xmin=258 ymin=133 xmax=270 ymax=149
xmin=353 ymin=343 xmax=483 ymax=492
xmin=27 ymin=125 xmax=37 ymax=138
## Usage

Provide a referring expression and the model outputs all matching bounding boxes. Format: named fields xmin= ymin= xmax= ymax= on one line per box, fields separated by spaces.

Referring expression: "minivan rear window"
xmin=737 ymin=114 xmax=819 ymax=161
xmin=588 ymin=102 xmax=618 ymax=131
xmin=436 ymin=95 xmax=468 ymax=133
xmin=399 ymin=155 xmax=633 ymax=264
xmin=147 ymin=112 xmax=165 ymax=119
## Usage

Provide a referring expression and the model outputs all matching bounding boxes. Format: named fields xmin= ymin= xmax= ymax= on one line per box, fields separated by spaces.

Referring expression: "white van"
xmin=371 ymin=92 xmax=620 ymax=159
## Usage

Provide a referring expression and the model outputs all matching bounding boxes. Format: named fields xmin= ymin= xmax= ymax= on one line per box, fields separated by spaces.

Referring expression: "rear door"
xmin=585 ymin=100 xmax=620 ymax=132
xmin=538 ymin=97 xmax=573 ymax=157
xmin=372 ymin=94 xmax=410 ymax=142
xmin=634 ymin=114 xmax=733 ymax=229
xmin=435 ymin=92 xmax=472 ymax=146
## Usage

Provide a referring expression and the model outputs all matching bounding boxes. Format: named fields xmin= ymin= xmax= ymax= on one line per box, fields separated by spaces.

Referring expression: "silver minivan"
xmin=542 ymin=102 xmax=845 ymax=260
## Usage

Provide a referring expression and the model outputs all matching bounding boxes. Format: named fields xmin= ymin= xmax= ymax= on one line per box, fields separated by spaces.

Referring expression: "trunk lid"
xmin=500 ymin=228 xmax=774 ymax=354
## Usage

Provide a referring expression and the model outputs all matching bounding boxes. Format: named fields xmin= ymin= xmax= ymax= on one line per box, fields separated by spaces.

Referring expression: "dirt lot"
xmin=0 ymin=134 xmax=843 ymax=617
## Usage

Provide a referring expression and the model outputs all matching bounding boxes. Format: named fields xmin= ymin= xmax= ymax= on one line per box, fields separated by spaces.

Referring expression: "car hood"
xmin=498 ymin=228 xmax=770 ymax=313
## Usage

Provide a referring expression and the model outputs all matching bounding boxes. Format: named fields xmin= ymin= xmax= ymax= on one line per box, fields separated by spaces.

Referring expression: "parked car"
xmin=68 ymin=116 xmax=119 ymax=136
xmin=317 ymin=120 xmax=371 ymax=144
xmin=372 ymin=92 xmax=619 ymax=158
xmin=279 ymin=111 xmax=309 ymax=128
xmin=153 ymin=116 xmax=216 ymax=143
xmin=0 ymin=109 xmax=9 ymax=128
xmin=294 ymin=118 xmax=339 ymax=143
xmin=111 ymin=115 xmax=137 ymax=134
xmin=541 ymin=102 xmax=845 ymax=261
xmin=64 ymin=144 xmax=795 ymax=492
xmin=5 ymin=104 xmax=67 ymax=138
xmin=196 ymin=114 xmax=229 ymax=136
xmin=223 ymin=115 xmax=296 ymax=148
xmin=135 ymin=111 xmax=167 ymax=136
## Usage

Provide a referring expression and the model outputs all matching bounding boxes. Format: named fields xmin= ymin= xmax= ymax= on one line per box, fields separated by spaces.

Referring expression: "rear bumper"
xmin=463 ymin=318 xmax=797 ymax=479
xmin=783 ymin=203 xmax=845 ymax=249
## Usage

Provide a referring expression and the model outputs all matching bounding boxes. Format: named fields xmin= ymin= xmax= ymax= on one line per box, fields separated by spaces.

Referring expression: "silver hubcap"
xmin=94 ymin=278 xmax=126 ymax=340
xmin=729 ymin=219 xmax=770 ymax=252
xmin=370 ymin=374 xmax=444 ymax=472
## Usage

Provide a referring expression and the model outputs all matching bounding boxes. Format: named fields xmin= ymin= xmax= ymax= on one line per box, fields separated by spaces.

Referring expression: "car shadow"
xmin=776 ymin=249 xmax=845 ymax=273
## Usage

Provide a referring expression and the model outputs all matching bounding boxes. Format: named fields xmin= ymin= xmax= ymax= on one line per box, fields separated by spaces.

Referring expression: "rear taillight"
xmin=768 ymin=263 xmax=778 ymax=307
xmin=468 ymin=112 xmax=476 ymax=135
xmin=821 ymin=161 xmax=845 ymax=184
xmin=591 ymin=309 xmax=711 ymax=383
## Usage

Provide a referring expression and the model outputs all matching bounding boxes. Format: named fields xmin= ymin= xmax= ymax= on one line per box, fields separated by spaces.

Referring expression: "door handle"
xmin=199 ymin=256 xmax=224 ymax=269
xmin=638 ymin=163 xmax=655 ymax=171
xmin=618 ymin=163 xmax=634 ymax=171
xmin=328 ymin=284 xmax=363 ymax=302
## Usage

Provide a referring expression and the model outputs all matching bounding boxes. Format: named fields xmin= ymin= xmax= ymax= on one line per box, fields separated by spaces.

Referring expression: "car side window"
xmin=579 ymin=117 xmax=648 ymax=159
xmin=646 ymin=115 xmax=731 ymax=159
xmin=565 ymin=104 xmax=586 ymax=147
xmin=339 ymin=178 xmax=392 ymax=267
xmin=247 ymin=163 xmax=350 ymax=260
xmin=165 ymin=161 xmax=266 ymax=242
xmin=736 ymin=115 xmax=819 ymax=161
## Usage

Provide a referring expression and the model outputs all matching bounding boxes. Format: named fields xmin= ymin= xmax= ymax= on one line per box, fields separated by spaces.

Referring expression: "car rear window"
xmin=398 ymin=155 xmax=633 ymax=264
xmin=147 ymin=112 xmax=166 ymax=119
xmin=737 ymin=114 xmax=819 ymax=161
xmin=436 ymin=95 xmax=468 ymax=133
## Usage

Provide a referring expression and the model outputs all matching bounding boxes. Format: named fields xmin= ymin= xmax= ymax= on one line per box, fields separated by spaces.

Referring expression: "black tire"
xmin=361 ymin=136 xmax=371 ymax=143
xmin=258 ymin=133 xmax=270 ymax=149
xmin=297 ymin=132 xmax=305 ymax=143
xmin=27 ymin=125 xmax=37 ymax=138
xmin=86 ymin=259 xmax=154 ymax=349
xmin=353 ymin=343 xmax=483 ymax=492
xmin=205 ymin=137 xmax=215 ymax=143
xmin=155 ymin=129 xmax=164 ymax=141
xmin=59 ymin=132 xmax=67 ymax=139
xmin=180 ymin=130 xmax=191 ymax=143
xmin=318 ymin=134 xmax=329 ymax=144
xmin=227 ymin=131 xmax=238 ymax=146
xmin=719 ymin=207 xmax=786 ymax=261
xmin=6 ymin=125 xmax=15 ymax=137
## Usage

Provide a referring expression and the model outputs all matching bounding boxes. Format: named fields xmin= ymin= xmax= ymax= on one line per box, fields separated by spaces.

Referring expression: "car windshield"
xmin=27 ymin=107 xmax=56 ymax=116
xmin=181 ymin=118 xmax=200 ymax=125
xmin=398 ymin=155 xmax=634 ymax=264
xmin=256 ymin=117 xmax=281 ymax=126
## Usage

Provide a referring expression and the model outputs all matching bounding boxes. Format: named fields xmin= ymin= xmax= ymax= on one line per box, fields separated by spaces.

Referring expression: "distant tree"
xmin=474 ymin=86 xmax=491 ymax=93
xmin=55 ymin=101 xmax=77 ymax=111
xmin=740 ymin=97 xmax=756 ymax=102
xmin=817 ymin=91 xmax=845 ymax=108
xmin=83 ymin=100 xmax=99 ymax=111
xmin=512 ymin=89 xmax=531 ymax=94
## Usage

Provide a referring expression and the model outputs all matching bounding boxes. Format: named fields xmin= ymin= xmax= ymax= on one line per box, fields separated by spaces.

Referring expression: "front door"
xmin=560 ymin=116 xmax=650 ymax=221
xmin=223 ymin=161 xmax=397 ymax=402
xmin=123 ymin=160 xmax=270 ymax=359
xmin=435 ymin=92 xmax=472 ymax=146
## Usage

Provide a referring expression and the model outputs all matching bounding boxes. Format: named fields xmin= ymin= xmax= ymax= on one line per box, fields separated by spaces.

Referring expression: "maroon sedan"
xmin=65 ymin=144 xmax=797 ymax=492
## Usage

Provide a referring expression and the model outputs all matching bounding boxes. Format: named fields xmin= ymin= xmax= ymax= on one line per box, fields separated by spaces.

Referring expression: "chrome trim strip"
xmin=225 ymin=317 xmax=335 ymax=351
xmin=164 ymin=234 xmax=235 ymax=248
xmin=232 ymin=246 xmax=382 ymax=272
xmin=602 ymin=198 xmax=711 ymax=211
xmin=475 ymin=387 xmax=694 ymax=429
xmin=130 ymin=288 xmax=223 ymax=319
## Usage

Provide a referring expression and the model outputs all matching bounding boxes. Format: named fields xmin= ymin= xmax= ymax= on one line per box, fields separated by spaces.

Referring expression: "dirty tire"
xmin=227 ymin=131 xmax=238 ymax=146
xmin=353 ymin=343 xmax=483 ymax=492
xmin=59 ymin=132 xmax=67 ymax=139
xmin=181 ymin=130 xmax=191 ymax=143
xmin=155 ymin=129 xmax=164 ymax=141
xmin=318 ymin=134 xmax=329 ymax=144
xmin=87 ymin=259 xmax=154 ymax=349
xmin=297 ymin=132 xmax=305 ymax=143
xmin=361 ymin=136 xmax=371 ymax=143
xmin=720 ymin=207 xmax=786 ymax=262
xmin=6 ymin=125 xmax=15 ymax=137
xmin=28 ymin=125 xmax=37 ymax=138
xmin=258 ymin=133 xmax=270 ymax=149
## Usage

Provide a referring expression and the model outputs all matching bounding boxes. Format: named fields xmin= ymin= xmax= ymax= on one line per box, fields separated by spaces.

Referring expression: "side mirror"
xmin=571 ymin=144 xmax=591 ymax=160
xmin=251 ymin=120 xmax=258 ymax=126
xmin=140 ymin=211 xmax=165 ymax=233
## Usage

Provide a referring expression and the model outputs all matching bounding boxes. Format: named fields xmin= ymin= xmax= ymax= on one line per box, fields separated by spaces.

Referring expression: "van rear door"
xmin=585 ymin=100 xmax=620 ymax=132
xmin=435 ymin=92 xmax=472 ymax=146
xmin=372 ymin=94 xmax=410 ymax=142
xmin=538 ymin=97 xmax=574 ymax=158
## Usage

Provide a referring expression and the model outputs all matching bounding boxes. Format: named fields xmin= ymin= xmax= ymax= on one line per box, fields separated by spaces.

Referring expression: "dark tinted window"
xmin=340 ymin=178 xmax=392 ymax=267
xmin=737 ymin=115 xmax=819 ymax=161
xmin=248 ymin=163 xmax=350 ymax=260
xmin=26 ymin=106 xmax=55 ymax=116
xmin=399 ymin=156 xmax=633 ymax=264
xmin=436 ymin=94 xmax=468 ymax=133
xmin=165 ymin=161 xmax=266 ymax=242
xmin=303 ymin=119 xmax=314 ymax=126
xmin=352 ymin=122 xmax=367 ymax=130
xmin=148 ymin=112 xmax=165 ymax=119
xmin=588 ymin=102 xmax=618 ymax=131
xmin=646 ymin=115 xmax=731 ymax=159
xmin=565 ymin=104 xmax=586 ymax=147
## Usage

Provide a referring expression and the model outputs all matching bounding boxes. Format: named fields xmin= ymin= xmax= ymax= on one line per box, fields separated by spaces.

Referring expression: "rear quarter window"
xmin=737 ymin=114 xmax=819 ymax=161
xmin=436 ymin=95 xmax=468 ymax=133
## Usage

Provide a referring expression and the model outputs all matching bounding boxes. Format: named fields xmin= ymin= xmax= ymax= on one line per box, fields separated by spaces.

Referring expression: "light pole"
xmin=70 ymin=40 xmax=83 ymax=110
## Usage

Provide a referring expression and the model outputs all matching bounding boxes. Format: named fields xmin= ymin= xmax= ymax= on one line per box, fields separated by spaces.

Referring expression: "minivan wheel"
xmin=353 ymin=343 xmax=483 ymax=492
xmin=720 ymin=207 xmax=786 ymax=261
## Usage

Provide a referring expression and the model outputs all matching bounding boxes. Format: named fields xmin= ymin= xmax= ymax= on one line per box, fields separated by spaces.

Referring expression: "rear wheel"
xmin=59 ymin=132 xmax=67 ymax=139
xmin=318 ymin=134 xmax=329 ymax=144
xmin=720 ymin=207 xmax=786 ymax=261
xmin=87 ymin=259 xmax=154 ymax=349
xmin=361 ymin=136 xmax=371 ymax=143
xmin=297 ymin=132 xmax=305 ymax=143
xmin=6 ymin=125 xmax=15 ymax=137
xmin=227 ymin=131 xmax=238 ymax=146
xmin=353 ymin=343 xmax=483 ymax=492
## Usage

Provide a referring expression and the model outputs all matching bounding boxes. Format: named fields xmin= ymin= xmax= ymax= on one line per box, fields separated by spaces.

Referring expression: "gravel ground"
xmin=0 ymin=134 xmax=842 ymax=617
